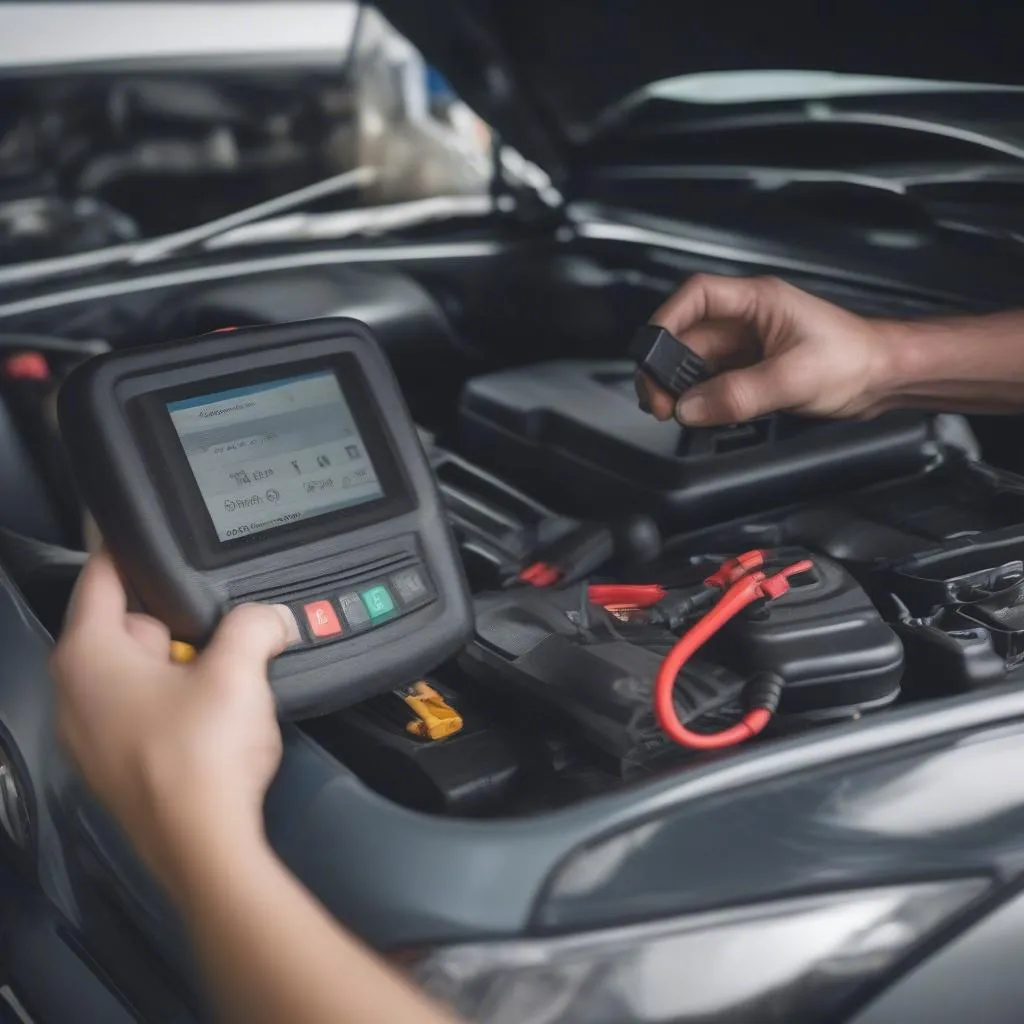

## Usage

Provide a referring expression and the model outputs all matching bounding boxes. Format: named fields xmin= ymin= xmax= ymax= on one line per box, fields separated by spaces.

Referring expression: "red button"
xmin=303 ymin=600 xmax=343 ymax=638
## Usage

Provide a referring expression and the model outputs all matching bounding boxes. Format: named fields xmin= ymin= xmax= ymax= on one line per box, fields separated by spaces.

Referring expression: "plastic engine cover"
xmin=711 ymin=550 xmax=904 ymax=716
xmin=457 ymin=359 xmax=936 ymax=528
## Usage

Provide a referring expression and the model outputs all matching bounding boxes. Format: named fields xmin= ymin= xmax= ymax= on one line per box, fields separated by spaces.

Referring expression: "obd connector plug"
xmin=630 ymin=324 xmax=710 ymax=400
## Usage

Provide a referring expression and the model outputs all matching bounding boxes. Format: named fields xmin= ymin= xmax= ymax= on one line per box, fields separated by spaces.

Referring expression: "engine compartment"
xmin=4 ymin=253 xmax=1024 ymax=822
xmin=343 ymin=416 xmax=1024 ymax=816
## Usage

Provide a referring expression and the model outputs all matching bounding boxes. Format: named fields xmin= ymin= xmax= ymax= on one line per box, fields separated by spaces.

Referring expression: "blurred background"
xmin=0 ymin=1 xmax=495 ymax=260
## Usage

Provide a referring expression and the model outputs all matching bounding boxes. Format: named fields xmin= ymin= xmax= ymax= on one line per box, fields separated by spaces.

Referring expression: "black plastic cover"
xmin=457 ymin=359 xmax=936 ymax=527
xmin=711 ymin=550 xmax=904 ymax=716
xmin=304 ymin=685 xmax=524 ymax=816
xmin=884 ymin=535 xmax=1024 ymax=616
xmin=880 ymin=531 xmax=1024 ymax=694
xmin=466 ymin=587 xmax=749 ymax=769
xmin=421 ymin=433 xmax=583 ymax=590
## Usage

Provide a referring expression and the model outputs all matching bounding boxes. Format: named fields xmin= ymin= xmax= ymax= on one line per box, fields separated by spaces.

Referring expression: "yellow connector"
xmin=401 ymin=682 xmax=463 ymax=741
xmin=169 ymin=641 xmax=197 ymax=664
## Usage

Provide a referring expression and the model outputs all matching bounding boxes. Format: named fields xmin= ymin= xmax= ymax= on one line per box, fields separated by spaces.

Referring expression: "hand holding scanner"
xmin=58 ymin=319 xmax=472 ymax=717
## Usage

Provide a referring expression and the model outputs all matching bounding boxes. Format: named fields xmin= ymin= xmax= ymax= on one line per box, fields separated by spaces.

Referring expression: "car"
xmin=3 ymin=2 xmax=1024 ymax=1022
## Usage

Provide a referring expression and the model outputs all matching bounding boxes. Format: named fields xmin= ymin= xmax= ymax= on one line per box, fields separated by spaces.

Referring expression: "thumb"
xmin=201 ymin=604 xmax=299 ymax=677
xmin=675 ymin=359 xmax=801 ymax=426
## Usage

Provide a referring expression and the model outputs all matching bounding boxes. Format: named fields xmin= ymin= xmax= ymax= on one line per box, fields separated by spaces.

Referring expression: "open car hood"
xmin=374 ymin=0 xmax=1024 ymax=182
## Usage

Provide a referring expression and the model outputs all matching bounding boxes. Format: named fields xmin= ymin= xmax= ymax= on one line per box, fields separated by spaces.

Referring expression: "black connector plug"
xmin=649 ymin=586 xmax=719 ymax=631
xmin=745 ymin=672 xmax=786 ymax=714
xmin=630 ymin=324 xmax=710 ymax=400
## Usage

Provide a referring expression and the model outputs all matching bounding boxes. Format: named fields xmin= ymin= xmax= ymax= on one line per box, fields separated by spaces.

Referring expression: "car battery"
xmin=462 ymin=550 xmax=904 ymax=767
xmin=465 ymin=587 xmax=751 ymax=770
xmin=707 ymin=550 xmax=905 ymax=716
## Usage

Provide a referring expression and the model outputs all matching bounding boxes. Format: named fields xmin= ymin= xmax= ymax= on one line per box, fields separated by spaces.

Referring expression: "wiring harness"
xmin=587 ymin=550 xmax=814 ymax=750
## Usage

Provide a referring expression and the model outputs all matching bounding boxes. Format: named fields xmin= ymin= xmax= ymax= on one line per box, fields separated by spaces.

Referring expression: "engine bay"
xmin=4 ymin=255 xmax=1024 ymax=822
xmin=362 ymin=411 xmax=1024 ymax=816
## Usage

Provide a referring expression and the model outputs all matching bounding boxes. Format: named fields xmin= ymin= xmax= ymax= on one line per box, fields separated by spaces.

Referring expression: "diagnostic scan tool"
xmin=58 ymin=319 xmax=472 ymax=716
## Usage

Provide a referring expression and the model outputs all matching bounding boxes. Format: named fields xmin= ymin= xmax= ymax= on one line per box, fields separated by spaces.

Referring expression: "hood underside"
xmin=375 ymin=0 xmax=1024 ymax=178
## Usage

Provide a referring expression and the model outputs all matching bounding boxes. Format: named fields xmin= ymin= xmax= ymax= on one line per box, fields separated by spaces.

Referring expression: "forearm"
xmin=880 ymin=310 xmax=1024 ymax=414
xmin=168 ymin=828 xmax=457 ymax=1024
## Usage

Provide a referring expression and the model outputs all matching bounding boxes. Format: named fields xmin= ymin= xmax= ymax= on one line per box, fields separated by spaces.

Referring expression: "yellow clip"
xmin=402 ymin=682 xmax=463 ymax=741
xmin=169 ymin=641 xmax=197 ymax=664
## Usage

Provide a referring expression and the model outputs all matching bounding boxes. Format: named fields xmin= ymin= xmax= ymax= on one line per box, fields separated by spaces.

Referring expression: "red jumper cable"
xmin=585 ymin=549 xmax=768 ymax=610
xmin=653 ymin=557 xmax=813 ymax=750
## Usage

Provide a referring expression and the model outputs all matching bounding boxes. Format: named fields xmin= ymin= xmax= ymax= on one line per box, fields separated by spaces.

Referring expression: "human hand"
xmin=636 ymin=274 xmax=899 ymax=426
xmin=50 ymin=550 xmax=299 ymax=892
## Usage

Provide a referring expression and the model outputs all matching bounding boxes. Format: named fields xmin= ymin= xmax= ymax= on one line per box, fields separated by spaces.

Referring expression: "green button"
xmin=361 ymin=585 xmax=395 ymax=620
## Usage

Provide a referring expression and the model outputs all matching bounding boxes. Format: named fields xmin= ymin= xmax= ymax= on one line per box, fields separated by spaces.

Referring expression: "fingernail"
xmin=677 ymin=394 xmax=708 ymax=425
xmin=271 ymin=604 xmax=301 ymax=645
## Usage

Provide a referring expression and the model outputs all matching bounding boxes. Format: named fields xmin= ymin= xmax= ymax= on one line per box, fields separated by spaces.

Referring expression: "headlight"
xmin=412 ymin=879 xmax=986 ymax=1023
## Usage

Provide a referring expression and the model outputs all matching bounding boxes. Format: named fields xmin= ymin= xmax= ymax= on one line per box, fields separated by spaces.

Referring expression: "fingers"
xmin=63 ymin=550 xmax=127 ymax=636
xmin=124 ymin=613 xmax=172 ymax=657
xmin=650 ymin=273 xmax=767 ymax=341
xmin=635 ymin=373 xmax=675 ymax=421
xmin=676 ymin=355 xmax=807 ymax=426
xmin=638 ymin=276 xmax=774 ymax=422
xmin=201 ymin=603 xmax=299 ymax=679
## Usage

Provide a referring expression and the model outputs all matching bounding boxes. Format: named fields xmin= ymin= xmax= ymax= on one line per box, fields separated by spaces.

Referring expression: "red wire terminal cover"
xmin=587 ymin=551 xmax=770 ymax=609
xmin=704 ymin=549 xmax=767 ymax=589
xmin=2 ymin=352 xmax=50 ymax=382
xmin=586 ymin=583 xmax=667 ymax=608
xmin=519 ymin=562 xmax=561 ymax=587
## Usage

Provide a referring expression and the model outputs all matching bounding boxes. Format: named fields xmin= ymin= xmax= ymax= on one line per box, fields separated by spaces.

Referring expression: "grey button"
xmin=391 ymin=567 xmax=428 ymax=606
xmin=337 ymin=591 xmax=370 ymax=628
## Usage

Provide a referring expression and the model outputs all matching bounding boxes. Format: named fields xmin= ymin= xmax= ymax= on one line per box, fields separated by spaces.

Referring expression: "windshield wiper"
xmin=0 ymin=166 xmax=378 ymax=290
